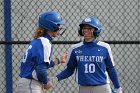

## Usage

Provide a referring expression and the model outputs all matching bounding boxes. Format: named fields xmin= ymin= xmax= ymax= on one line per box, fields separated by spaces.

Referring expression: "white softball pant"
xmin=16 ymin=78 xmax=43 ymax=93
xmin=79 ymin=83 xmax=112 ymax=93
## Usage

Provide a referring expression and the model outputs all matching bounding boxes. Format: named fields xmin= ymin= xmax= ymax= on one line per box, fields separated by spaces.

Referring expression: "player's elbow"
xmin=36 ymin=69 xmax=48 ymax=84
xmin=36 ymin=64 xmax=49 ymax=84
xmin=106 ymin=66 xmax=116 ymax=72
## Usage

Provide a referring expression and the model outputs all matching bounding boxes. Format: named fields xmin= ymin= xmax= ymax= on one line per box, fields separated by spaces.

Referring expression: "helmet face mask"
xmin=78 ymin=16 xmax=102 ymax=37
xmin=39 ymin=11 xmax=64 ymax=32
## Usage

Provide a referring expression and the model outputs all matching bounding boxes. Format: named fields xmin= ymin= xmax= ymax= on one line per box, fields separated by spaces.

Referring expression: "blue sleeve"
xmin=105 ymin=46 xmax=121 ymax=89
xmin=33 ymin=39 xmax=52 ymax=65
xmin=36 ymin=63 xmax=49 ymax=84
xmin=107 ymin=67 xmax=121 ymax=89
xmin=32 ymin=39 xmax=45 ymax=64
xmin=47 ymin=60 xmax=55 ymax=68
xmin=56 ymin=50 xmax=77 ymax=81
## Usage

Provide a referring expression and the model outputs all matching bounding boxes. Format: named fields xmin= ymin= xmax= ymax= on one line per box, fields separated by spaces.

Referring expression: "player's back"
xmin=19 ymin=39 xmax=43 ymax=79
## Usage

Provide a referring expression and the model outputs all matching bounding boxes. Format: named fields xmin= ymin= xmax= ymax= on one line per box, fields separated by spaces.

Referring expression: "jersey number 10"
xmin=84 ymin=63 xmax=95 ymax=73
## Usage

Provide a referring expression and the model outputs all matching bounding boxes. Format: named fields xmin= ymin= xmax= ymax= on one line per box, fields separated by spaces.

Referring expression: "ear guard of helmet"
xmin=78 ymin=28 xmax=83 ymax=36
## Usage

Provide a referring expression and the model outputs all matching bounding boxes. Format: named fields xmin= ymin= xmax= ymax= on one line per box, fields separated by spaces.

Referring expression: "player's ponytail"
xmin=33 ymin=27 xmax=47 ymax=39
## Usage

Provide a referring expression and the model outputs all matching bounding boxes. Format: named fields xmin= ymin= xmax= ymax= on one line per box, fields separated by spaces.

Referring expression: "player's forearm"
xmin=107 ymin=66 xmax=121 ymax=88
xmin=56 ymin=52 xmax=76 ymax=81
xmin=48 ymin=58 xmax=63 ymax=68
xmin=56 ymin=67 xmax=75 ymax=81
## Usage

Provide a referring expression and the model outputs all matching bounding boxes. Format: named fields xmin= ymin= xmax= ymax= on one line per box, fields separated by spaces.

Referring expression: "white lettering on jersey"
xmin=22 ymin=45 xmax=32 ymax=63
xmin=76 ymin=56 xmax=103 ymax=62
xmin=84 ymin=63 xmax=95 ymax=73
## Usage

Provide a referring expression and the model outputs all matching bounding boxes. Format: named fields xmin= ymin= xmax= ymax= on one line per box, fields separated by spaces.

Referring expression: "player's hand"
xmin=61 ymin=52 xmax=68 ymax=63
xmin=52 ymin=52 xmax=68 ymax=65
xmin=116 ymin=87 xmax=123 ymax=93
xmin=43 ymin=81 xmax=53 ymax=90
xmin=53 ymin=56 xmax=60 ymax=65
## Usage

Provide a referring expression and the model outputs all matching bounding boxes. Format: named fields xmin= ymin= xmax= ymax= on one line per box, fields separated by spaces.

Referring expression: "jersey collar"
xmin=83 ymin=39 xmax=98 ymax=46
xmin=43 ymin=34 xmax=53 ymax=42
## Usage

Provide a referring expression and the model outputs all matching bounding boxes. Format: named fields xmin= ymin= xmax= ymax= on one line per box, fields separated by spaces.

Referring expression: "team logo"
xmin=98 ymin=49 xmax=101 ymax=51
xmin=84 ymin=17 xmax=91 ymax=22
xmin=75 ymin=50 xmax=82 ymax=54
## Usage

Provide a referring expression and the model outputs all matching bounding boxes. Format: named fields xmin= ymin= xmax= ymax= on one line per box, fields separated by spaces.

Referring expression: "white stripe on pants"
xmin=16 ymin=78 xmax=43 ymax=93
xmin=79 ymin=84 xmax=112 ymax=93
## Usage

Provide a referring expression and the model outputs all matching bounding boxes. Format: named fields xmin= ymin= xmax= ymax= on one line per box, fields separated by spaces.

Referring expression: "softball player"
xmin=17 ymin=11 xmax=65 ymax=93
xmin=56 ymin=16 xmax=122 ymax=93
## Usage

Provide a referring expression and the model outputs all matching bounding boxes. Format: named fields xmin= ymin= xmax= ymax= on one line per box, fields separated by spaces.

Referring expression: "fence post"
xmin=4 ymin=0 xmax=13 ymax=93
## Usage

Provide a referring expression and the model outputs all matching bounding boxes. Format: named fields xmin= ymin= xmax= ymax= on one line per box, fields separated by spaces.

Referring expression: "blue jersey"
xmin=20 ymin=34 xmax=55 ymax=84
xmin=57 ymin=39 xmax=120 ymax=88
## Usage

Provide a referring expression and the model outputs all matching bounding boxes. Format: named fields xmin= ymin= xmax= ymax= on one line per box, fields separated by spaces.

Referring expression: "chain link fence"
xmin=0 ymin=0 xmax=139 ymax=93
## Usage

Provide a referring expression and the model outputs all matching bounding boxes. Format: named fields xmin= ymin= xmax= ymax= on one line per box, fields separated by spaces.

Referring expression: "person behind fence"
xmin=54 ymin=16 xmax=123 ymax=93
xmin=16 ymin=11 xmax=67 ymax=93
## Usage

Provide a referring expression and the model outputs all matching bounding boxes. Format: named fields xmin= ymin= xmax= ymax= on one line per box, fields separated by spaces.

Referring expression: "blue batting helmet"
xmin=78 ymin=16 xmax=102 ymax=37
xmin=39 ymin=11 xmax=64 ymax=32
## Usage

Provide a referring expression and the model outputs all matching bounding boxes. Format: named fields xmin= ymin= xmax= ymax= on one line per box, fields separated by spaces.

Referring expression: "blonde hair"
xmin=33 ymin=27 xmax=47 ymax=39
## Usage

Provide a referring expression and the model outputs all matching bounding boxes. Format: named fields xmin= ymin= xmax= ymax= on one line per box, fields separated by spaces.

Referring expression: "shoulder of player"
xmin=32 ymin=37 xmax=51 ymax=47
xmin=97 ymin=41 xmax=111 ymax=50
xmin=38 ymin=37 xmax=51 ymax=45
xmin=71 ymin=42 xmax=83 ymax=50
